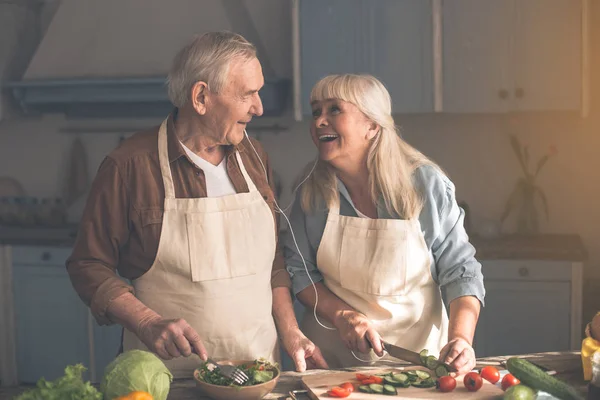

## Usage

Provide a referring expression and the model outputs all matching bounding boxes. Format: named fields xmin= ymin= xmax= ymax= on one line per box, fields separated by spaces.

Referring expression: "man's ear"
xmin=191 ymin=81 xmax=209 ymax=115
xmin=366 ymin=121 xmax=380 ymax=140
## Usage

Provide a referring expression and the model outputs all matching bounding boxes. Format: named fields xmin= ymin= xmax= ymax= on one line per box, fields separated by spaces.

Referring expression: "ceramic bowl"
xmin=193 ymin=359 xmax=280 ymax=400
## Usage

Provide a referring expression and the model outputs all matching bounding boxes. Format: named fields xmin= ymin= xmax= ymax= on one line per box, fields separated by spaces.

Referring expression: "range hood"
xmin=4 ymin=0 xmax=291 ymax=119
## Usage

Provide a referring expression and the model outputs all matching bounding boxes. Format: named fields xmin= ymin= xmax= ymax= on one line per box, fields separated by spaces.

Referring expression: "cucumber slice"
xmin=383 ymin=384 xmax=397 ymax=395
xmin=392 ymin=373 xmax=408 ymax=383
xmin=358 ymin=385 xmax=372 ymax=393
xmin=384 ymin=376 xmax=399 ymax=386
xmin=412 ymin=377 xmax=436 ymax=388
xmin=415 ymin=370 xmax=431 ymax=380
xmin=435 ymin=364 xmax=450 ymax=377
xmin=425 ymin=355 xmax=439 ymax=370
xmin=419 ymin=349 xmax=429 ymax=366
xmin=369 ymin=383 xmax=384 ymax=394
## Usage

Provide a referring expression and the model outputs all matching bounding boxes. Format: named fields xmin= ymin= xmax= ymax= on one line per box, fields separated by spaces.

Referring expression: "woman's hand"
xmin=439 ymin=338 xmax=476 ymax=375
xmin=280 ymin=327 xmax=328 ymax=372
xmin=333 ymin=310 xmax=384 ymax=356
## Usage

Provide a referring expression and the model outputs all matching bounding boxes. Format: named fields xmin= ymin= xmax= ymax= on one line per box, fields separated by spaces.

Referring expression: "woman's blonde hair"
xmin=301 ymin=74 xmax=437 ymax=219
xmin=167 ymin=31 xmax=257 ymax=108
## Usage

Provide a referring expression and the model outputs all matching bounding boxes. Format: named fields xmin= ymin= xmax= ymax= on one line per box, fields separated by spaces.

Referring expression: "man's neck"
xmin=174 ymin=109 xmax=226 ymax=166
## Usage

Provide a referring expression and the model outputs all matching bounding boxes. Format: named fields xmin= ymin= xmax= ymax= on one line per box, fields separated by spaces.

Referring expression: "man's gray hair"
xmin=167 ymin=31 xmax=257 ymax=108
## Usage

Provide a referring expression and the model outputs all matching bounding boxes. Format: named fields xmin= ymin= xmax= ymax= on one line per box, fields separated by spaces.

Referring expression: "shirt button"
xmin=263 ymin=195 xmax=268 ymax=200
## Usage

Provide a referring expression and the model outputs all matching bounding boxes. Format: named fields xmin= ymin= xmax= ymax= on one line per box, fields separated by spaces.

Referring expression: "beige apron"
xmin=301 ymin=200 xmax=448 ymax=368
xmin=123 ymin=118 xmax=279 ymax=378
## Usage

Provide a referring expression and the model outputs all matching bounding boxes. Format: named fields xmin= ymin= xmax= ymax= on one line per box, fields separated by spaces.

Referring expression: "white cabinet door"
xmin=12 ymin=246 xmax=90 ymax=383
xmin=442 ymin=0 xmax=514 ymax=112
xmin=513 ymin=0 xmax=582 ymax=111
xmin=474 ymin=281 xmax=570 ymax=358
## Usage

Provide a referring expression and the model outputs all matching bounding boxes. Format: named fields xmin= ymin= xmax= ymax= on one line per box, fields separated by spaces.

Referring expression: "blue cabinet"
xmin=12 ymin=246 xmax=91 ymax=383
xmin=300 ymin=0 xmax=434 ymax=115
xmin=12 ymin=246 xmax=124 ymax=383
xmin=443 ymin=0 xmax=582 ymax=113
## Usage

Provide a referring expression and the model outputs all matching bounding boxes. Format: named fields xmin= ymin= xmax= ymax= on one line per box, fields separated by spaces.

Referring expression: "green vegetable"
xmin=383 ymin=384 xmax=397 ymax=395
xmin=369 ymin=383 xmax=384 ymax=394
xmin=101 ymin=350 xmax=173 ymax=400
xmin=195 ymin=358 xmax=278 ymax=387
xmin=506 ymin=357 xmax=584 ymax=400
xmin=15 ymin=364 xmax=102 ymax=400
xmin=504 ymin=384 xmax=537 ymax=400
xmin=358 ymin=385 xmax=372 ymax=393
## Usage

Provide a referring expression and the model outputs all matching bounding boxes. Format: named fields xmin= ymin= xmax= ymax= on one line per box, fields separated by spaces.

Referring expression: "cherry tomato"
xmin=356 ymin=373 xmax=370 ymax=381
xmin=340 ymin=382 xmax=355 ymax=393
xmin=370 ymin=376 xmax=384 ymax=384
xmin=463 ymin=372 xmax=483 ymax=392
xmin=501 ymin=373 xmax=521 ymax=391
xmin=480 ymin=366 xmax=500 ymax=384
xmin=436 ymin=376 xmax=457 ymax=392
xmin=360 ymin=378 xmax=377 ymax=385
xmin=327 ymin=386 xmax=350 ymax=398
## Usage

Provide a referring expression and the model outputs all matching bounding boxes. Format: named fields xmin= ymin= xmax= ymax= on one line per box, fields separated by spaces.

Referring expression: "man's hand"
xmin=280 ymin=327 xmax=328 ymax=372
xmin=137 ymin=316 xmax=207 ymax=361
xmin=333 ymin=310 xmax=384 ymax=356
xmin=439 ymin=338 xmax=476 ymax=375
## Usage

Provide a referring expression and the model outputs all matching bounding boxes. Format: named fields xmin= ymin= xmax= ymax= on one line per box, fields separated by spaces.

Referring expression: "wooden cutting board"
xmin=301 ymin=367 xmax=504 ymax=399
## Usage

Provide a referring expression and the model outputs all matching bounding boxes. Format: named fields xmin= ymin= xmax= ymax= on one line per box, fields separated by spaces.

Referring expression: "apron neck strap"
xmin=235 ymin=151 xmax=258 ymax=192
xmin=158 ymin=118 xmax=176 ymax=199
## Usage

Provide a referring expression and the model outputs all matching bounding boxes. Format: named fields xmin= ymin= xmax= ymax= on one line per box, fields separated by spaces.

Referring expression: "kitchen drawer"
xmin=481 ymin=259 xmax=572 ymax=282
xmin=12 ymin=245 xmax=72 ymax=267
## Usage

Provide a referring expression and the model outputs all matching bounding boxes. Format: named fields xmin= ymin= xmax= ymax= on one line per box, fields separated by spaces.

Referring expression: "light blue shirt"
xmin=282 ymin=164 xmax=485 ymax=308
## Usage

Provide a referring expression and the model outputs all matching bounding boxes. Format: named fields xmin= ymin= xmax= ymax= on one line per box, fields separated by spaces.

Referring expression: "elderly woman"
xmin=283 ymin=74 xmax=485 ymax=373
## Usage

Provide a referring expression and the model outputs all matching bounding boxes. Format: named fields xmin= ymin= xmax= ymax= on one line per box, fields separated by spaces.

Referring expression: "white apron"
xmin=301 ymin=200 xmax=448 ymax=368
xmin=123 ymin=118 xmax=279 ymax=378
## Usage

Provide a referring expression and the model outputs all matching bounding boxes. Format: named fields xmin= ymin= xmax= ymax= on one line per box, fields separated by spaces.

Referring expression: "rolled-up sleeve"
xmin=66 ymin=157 xmax=134 ymax=325
xmin=283 ymin=191 xmax=326 ymax=296
xmin=418 ymin=166 xmax=486 ymax=307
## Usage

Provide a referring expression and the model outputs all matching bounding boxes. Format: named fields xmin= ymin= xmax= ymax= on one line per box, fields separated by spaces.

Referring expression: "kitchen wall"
xmin=1 ymin=0 xmax=599 ymax=327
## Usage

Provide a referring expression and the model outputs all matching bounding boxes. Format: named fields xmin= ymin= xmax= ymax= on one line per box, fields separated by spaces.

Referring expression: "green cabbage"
xmin=100 ymin=350 xmax=173 ymax=400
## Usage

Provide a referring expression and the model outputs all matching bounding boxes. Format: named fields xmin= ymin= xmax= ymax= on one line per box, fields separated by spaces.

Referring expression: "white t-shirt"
xmin=180 ymin=142 xmax=237 ymax=197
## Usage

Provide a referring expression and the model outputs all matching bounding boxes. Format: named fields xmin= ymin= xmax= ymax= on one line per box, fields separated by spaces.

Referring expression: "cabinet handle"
xmin=518 ymin=267 xmax=529 ymax=277
xmin=515 ymin=88 xmax=524 ymax=99
xmin=41 ymin=252 xmax=51 ymax=261
xmin=498 ymin=89 xmax=509 ymax=100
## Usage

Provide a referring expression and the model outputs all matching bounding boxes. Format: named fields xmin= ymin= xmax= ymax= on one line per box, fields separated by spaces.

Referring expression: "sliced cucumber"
xmin=412 ymin=378 xmax=436 ymax=388
xmin=419 ymin=349 xmax=429 ymax=366
xmin=383 ymin=384 xmax=397 ymax=395
xmin=425 ymin=355 xmax=439 ymax=370
xmin=392 ymin=373 xmax=408 ymax=383
xmin=384 ymin=376 xmax=399 ymax=386
xmin=435 ymin=364 xmax=450 ymax=377
xmin=358 ymin=385 xmax=372 ymax=393
xmin=369 ymin=383 xmax=384 ymax=394
xmin=415 ymin=370 xmax=431 ymax=380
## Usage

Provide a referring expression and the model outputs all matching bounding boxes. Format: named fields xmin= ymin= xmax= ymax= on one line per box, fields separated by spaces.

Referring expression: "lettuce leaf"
xmin=15 ymin=364 xmax=102 ymax=400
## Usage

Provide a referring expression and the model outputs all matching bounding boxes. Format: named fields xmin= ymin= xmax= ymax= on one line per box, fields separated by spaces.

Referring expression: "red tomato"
xmin=436 ymin=376 xmax=457 ymax=392
xmin=463 ymin=372 xmax=483 ymax=392
xmin=501 ymin=373 xmax=521 ymax=391
xmin=480 ymin=366 xmax=500 ymax=384
xmin=340 ymin=382 xmax=355 ymax=393
xmin=370 ymin=376 xmax=384 ymax=384
xmin=327 ymin=386 xmax=350 ymax=398
xmin=360 ymin=378 xmax=377 ymax=385
xmin=355 ymin=373 xmax=370 ymax=381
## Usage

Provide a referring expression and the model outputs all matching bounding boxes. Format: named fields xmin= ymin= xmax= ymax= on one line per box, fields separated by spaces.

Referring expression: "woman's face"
xmin=310 ymin=98 xmax=378 ymax=170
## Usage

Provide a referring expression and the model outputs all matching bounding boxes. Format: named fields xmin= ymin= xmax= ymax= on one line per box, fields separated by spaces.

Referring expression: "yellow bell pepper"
xmin=114 ymin=391 xmax=154 ymax=400
xmin=582 ymin=313 xmax=600 ymax=381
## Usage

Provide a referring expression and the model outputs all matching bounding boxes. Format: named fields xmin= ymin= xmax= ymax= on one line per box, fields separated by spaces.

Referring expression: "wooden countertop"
xmin=0 ymin=351 xmax=588 ymax=399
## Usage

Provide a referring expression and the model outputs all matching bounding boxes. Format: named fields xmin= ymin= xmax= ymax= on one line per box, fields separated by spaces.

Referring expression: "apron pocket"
xmin=339 ymin=225 xmax=408 ymax=295
xmin=186 ymin=209 xmax=255 ymax=282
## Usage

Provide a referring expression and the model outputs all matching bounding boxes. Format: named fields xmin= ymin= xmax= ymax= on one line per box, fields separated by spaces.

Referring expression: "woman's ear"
xmin=366 ymin=121 xmax=380 ymax=140
xmin=191 ymin=81 xmax=209 ymax=115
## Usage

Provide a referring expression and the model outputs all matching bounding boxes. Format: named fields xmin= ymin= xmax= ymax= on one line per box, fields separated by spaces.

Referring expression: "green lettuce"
xmin=15 ymin=364 xmax=102 ymax=400
xmin=100 ymin=350 xmax=172 ymax=400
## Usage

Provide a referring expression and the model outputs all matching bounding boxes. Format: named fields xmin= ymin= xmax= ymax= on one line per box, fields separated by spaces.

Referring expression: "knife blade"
xmin=382 ymin=341 xmax=457 ymax=372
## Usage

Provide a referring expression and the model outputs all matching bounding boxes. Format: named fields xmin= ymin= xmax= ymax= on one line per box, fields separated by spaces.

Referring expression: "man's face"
xmin=205 ymin=57 xmax=264 ymax=146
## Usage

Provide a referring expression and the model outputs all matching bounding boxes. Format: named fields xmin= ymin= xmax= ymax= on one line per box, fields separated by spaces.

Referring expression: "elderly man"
xmin=66 ymin=31 xmax=327 ymax=378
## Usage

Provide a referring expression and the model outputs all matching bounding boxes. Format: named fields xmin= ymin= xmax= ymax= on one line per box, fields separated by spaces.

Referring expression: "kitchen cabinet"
xmin=473 ymin=259 xmax=583 ymax=358
xmin=10 ymin=245 xmax=122 ymax=383
xmin=442 ymin=0 xmax=582 ymax=113
xmin=299 ymin=0 xmax=434 ymax=115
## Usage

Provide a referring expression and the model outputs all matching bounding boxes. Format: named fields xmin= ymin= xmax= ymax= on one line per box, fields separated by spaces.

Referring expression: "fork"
xmin=206 ymin=358 xmax=249 ymax=385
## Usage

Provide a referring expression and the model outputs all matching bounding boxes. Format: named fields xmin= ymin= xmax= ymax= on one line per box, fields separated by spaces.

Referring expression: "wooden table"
xmin=0 ymin=351 xmax=588 ymax=399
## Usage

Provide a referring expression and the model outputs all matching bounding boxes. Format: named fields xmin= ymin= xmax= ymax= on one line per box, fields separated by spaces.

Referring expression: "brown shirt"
xmin=66 ymin=112 xmax=291 ymax=325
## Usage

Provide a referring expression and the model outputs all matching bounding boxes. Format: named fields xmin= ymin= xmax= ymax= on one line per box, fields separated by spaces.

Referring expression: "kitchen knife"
xmin=382 ymin=341 xmax=457 ymax=372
